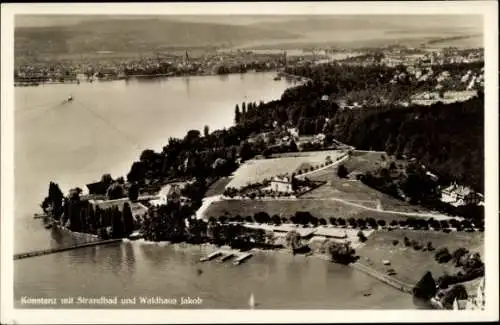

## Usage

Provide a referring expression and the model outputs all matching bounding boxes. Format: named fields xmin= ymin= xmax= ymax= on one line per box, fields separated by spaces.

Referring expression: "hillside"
xmin=341 ymin=95 xmax=484 ymax=192
xmin=234 ymin=62 xmax=484 ymax=193
xmin=232 ymin=15 xmax=482 ymax=50
xmin=14 ymin=18 xmax=300 ymax=59
xmin=15 ymin=15 xmax=484 ymax=60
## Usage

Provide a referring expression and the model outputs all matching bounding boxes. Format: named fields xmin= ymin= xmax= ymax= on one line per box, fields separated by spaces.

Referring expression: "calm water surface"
xmin=13 ymin=72 xmax=414 ymax=309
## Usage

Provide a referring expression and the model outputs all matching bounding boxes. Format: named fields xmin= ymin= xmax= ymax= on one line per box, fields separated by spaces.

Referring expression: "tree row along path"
xmin=305 ymin=197 xmax=460 ymax=220
xmin=13 ymin=239 xmax=123 ymax=261
xmin=203 ymin=195 xmax=460 ymax=221
xmin=294 ymin=154 xmax=350 ymax=179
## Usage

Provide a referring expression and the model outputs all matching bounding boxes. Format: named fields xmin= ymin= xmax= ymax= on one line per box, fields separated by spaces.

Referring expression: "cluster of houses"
xmin=15 ymin=50 xmax=302 ymax=84
xmin=431 ymin=274 xmax=486 ymax=310
xmin=452 ymin=277 xmax=486 ymax=310
xmin=393 ymin=65 xmax=483 ymax=91
xmin=245 ymin=222 xmax=354 ymax=245
xmin=440 ymin=182 xmax=484 ymax=207
xmin=84 ymin=180 xmax=193 ymax=225
xmin=379 ymin=47 xmax=483 ymax=68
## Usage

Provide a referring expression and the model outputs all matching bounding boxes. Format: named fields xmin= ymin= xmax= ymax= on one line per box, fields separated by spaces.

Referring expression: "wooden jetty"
xmin=200 ymin=251 xmax=223 ymax=262
xmin=218 ymin=253 xmax=235 ymax=263
xmin=233 ymin=253 xmax=253 ymax=265
xmin=13 ymin=239 xmax=122 ymax=261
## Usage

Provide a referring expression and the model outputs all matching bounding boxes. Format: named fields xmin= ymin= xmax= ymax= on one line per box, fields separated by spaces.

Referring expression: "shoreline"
xmin=125 ymin=237 xmax=415 ymax=296
xmin=14 ymin=70 xmax=311 ymax=88
xmin=26 ymin=220 xmax=416 ymax=303
xmin=14 ymin=70 xmax=292 ymax=88
xmin=350 ymin=262 xmax=413 ymax=295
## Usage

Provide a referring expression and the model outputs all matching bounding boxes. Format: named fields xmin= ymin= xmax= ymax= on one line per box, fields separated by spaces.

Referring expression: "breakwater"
xmin=14 ymin=239 xmax=123 ymax=261
xmin=351 ymin=262 xmax=413 ymax=294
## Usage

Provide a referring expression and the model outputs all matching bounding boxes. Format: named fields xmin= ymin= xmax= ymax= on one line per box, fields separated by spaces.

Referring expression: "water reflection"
xmin=66 ymin=244 xmax=97 ymax=263
xmin=285 ymin=255 xmax=305 ymax=286
xmin=183 ymin=76 xmax=191 ymax=96
xmin=218 ymin=74 xmax=229 ymax=81
xmin=50 ymin=227 xmax=65 ymax=245
xmin=138 ymin=243 xmax=169 ymax=268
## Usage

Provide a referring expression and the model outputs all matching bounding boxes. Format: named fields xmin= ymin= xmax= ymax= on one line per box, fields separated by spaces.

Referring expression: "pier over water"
xmin=13 ymin=239 xmax=123 ymax=260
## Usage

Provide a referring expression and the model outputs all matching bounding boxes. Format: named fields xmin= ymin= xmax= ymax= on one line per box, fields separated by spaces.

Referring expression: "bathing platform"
xmin=233 ymin=253 xmax=253 ymax=265
xmin=218 ymin=253 xmax=235 ymax=263
xmin=199 ymin=250 xmax=254 ymax=265
xmin=199 ymin=251 xmax=223 ymax=262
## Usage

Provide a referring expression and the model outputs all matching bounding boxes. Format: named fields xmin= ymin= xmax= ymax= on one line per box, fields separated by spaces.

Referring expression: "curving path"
xmin=195 ymin=195 xmax=223 ymax=220
xmin=303 ymin=197 xmax=461 ymax=220
xmin=197 ymin=195 xmax=460 ymax=221
xmin=196 ymin=149 xmax=461 ymax=221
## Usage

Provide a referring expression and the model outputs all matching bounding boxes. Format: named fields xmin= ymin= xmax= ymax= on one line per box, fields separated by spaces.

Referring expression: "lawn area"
xmin=357 ymin=229 xmax=484 ymax=286
xmin=226 ymin=150 xmax=345 ymax=189
xmin=303 ymin=177 xmax=429 ymax=213
xmin=205 ymin=177 xmax=232 ymax=197
xmin=201 ymin=198 xmax=423 ymax=222
xmin=304 ymin=155 xmax=432 ymax=214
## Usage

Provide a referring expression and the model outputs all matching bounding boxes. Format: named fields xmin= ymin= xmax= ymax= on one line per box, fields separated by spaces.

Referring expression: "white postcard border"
xmin=1 ymin=1 xmax=498 ymax=324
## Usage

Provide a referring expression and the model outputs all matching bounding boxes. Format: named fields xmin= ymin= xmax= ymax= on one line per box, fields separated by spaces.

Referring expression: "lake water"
xmin=13 ymin=72 xmax=414 ymax=309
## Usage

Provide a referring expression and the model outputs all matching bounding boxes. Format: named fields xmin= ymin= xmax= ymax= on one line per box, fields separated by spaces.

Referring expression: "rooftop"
xmin=89 ymin=198 xmax=148 ymax=220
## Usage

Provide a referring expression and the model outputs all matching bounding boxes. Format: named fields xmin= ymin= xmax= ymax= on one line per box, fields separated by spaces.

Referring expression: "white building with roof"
xmin=453 ymin=277 xmax=486 ymax=310
xmin=149 ymin=183 xmax=190 ymax=207
xmin=440 ymin=183 xmax=483 ymax=207
xmin=270 ymin=176 xmax=294 ymax=193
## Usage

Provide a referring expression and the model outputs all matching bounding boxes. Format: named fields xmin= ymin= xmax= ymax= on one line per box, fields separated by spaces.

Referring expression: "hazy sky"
xmin=15 ymin=14 xmax=483 ymax=32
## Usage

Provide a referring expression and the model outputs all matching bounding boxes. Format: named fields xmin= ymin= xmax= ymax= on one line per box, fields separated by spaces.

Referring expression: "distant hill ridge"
xmin=14 ymin=18 xmax=300 ymax=57
xmin=14 ymin=15 xmax=483 ymax=59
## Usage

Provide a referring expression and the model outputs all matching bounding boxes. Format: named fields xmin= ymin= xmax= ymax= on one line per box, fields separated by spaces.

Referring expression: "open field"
xmin=303 ymin=151 xmax=435 ymax=214
xmin=412 ymin=90 xmax=479 ymax=106
xmin=205 ymin=177 xmax=233 ymax=197
xmin=357 ymin=229 xmax=484 ymax=285
xmin=226 ymin=150 xmax=345 ymax=189
xmin=201 ymin=198 xmax=434 ymax=222
xmin=303 ymin=176 xmax=428 ymax=213
xmin=344 ymin=151 xmax=392 ymax=173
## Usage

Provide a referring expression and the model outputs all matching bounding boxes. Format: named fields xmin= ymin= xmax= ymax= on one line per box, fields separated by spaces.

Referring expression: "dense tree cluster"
xmin=139 ymin=203 xmax=277 ymax=250
xmin=41 ymin=181 xmax=137 ymax=238
xmin=41 ymin=182 xmax=64 ymax=218
xmin=141 ymin=202 xmax=193 ymax=242
xmin=436 ymin=250 xmax=484 ymax=289
xmin=349 ymin=95 xmax=484 ymax=193
xmin=441 ymin=284 xmax=468 ymax=309
xmin=434 ymin=248 xmax=452 ymax=264
xmin=125 ymin=119 xmax=279 ymax=193
xmin=337 ymin=164 xmax=349 ymax=178
xmin=414 ymin=248 xmax=484 ymax=308
xmin=413 ymin=271 xmax=437 ymax=301
xmin=60 ymin=198 xmax=136 ymax=239
xmin=363 ymin=160 xmax=484 ymax=225
xmin=328 ymin=242 xmax=358 ymax=265
xmin=232 ymin=62 xmax=483 ymax=195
